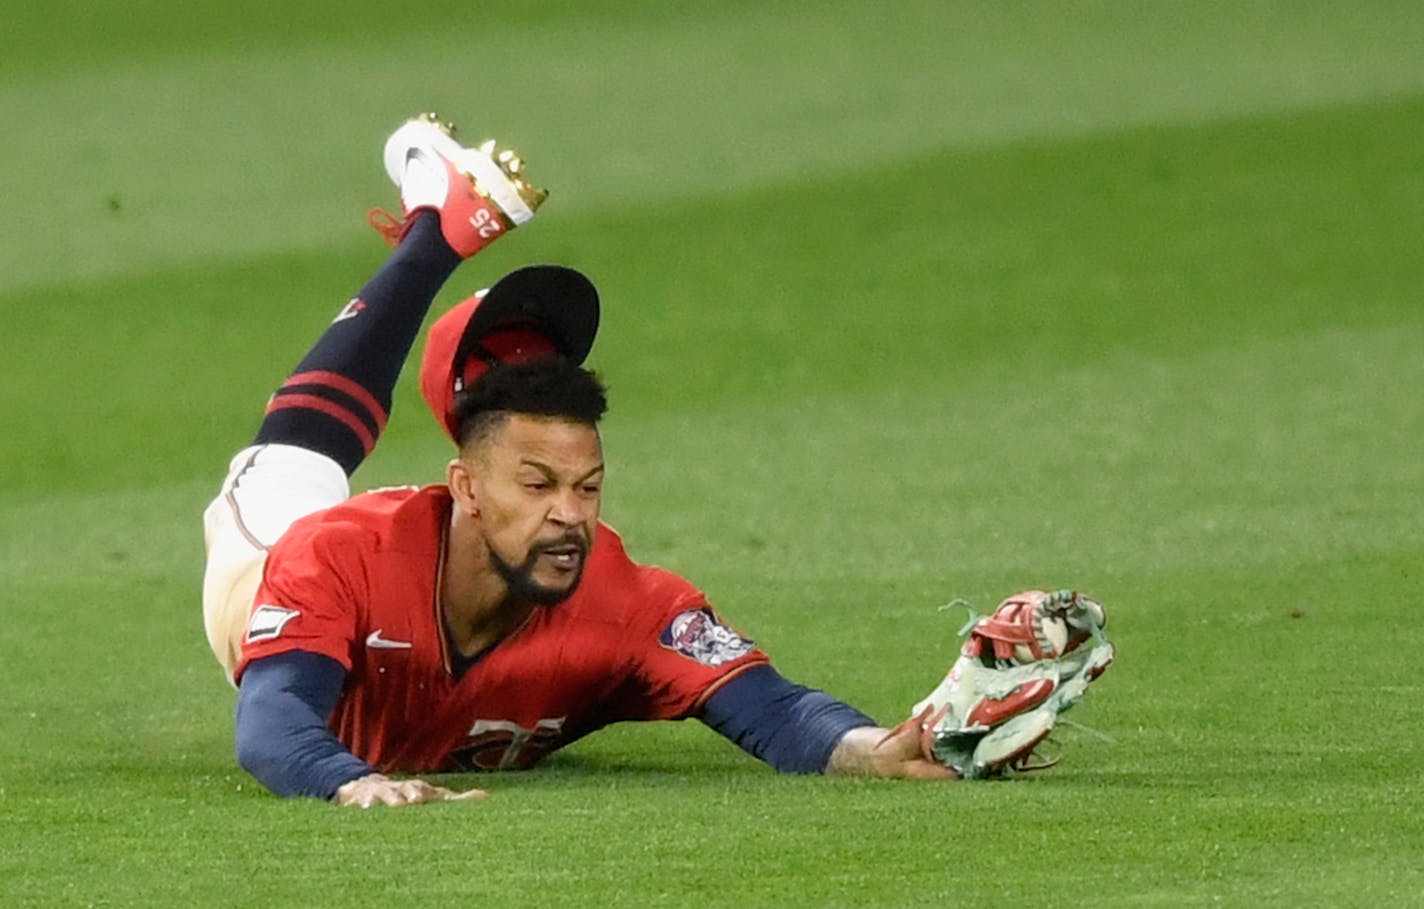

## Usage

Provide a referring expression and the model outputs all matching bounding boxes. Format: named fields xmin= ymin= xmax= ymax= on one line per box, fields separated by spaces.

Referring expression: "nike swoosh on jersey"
xmin=365 ymin=629 xmax=414 ymax=650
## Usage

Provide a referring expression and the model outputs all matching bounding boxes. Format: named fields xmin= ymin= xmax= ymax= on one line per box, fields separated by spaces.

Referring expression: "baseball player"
xmin=203 ymin=115 xmax=1106 ymax=806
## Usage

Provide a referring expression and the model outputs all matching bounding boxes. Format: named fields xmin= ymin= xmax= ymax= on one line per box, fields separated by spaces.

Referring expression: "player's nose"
xmin=547 ymin=487 xmax=589 ymax=525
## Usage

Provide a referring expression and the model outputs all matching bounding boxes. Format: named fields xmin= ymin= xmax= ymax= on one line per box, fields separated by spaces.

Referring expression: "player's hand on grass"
xmin=825 ymin=723 xmax=955 ymax=780
xmin=332 ymin=773 xmax=489 ymax=808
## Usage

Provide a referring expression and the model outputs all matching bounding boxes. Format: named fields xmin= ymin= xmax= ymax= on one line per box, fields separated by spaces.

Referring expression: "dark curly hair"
xmin=453 ymin=358 xmax=608 ymax=448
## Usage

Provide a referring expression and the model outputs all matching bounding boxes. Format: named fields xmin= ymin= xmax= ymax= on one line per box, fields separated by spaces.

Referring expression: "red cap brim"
xmin=419 ymin=265 xmax=600 ymax=442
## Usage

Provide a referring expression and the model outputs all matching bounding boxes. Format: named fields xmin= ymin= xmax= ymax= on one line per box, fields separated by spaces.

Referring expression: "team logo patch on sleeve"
xmin=245 ymin=604 xmax=301 ymax=643
xmin=659 ymin=608 xmax=755 ymax=667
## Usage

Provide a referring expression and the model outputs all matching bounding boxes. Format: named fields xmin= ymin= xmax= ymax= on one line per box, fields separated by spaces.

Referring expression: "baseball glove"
xmin=908 ymin=589 xmax=1115 ymax=779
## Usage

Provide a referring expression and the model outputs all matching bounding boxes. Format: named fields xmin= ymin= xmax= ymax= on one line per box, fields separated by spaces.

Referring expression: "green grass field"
xmin=4 ymin=2 xmax=1424 ymax=905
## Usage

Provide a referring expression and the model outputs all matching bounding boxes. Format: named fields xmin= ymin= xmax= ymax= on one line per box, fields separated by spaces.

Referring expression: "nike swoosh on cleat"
xmin=365 ymin=629 xmax=413 ymax=650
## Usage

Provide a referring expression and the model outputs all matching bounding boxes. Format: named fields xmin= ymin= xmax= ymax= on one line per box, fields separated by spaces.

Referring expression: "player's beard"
xmin=488 ymin=533 xmax=589 ymax=606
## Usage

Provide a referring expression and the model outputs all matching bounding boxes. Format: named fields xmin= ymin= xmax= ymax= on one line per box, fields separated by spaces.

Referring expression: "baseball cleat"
xmin=369 ymin=112 xmax=547 ymax=258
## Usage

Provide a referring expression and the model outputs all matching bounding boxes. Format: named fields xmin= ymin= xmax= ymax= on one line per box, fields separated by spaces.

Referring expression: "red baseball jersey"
xmin=237 ymin=485 xmax=768 ymax=772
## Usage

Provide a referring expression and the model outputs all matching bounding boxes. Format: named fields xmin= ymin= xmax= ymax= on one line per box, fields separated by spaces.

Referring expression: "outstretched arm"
xmin=235 ymin=651 xmax=487 ymax=805
xmin=699 ymin=664 xmax=952 ymax=779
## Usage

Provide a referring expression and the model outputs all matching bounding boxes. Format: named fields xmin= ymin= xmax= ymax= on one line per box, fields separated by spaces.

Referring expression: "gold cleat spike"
xmin=416 ymin=111 xmax=459 ymax=138
xmin=406 ymin=113 xmax=547 ymax=213
xmin=476 ymin=138 xmax=548 ymax=211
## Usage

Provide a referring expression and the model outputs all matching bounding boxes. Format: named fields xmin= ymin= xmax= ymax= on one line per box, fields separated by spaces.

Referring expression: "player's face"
xmin=465 ymin=415 xmax=604 ymax=604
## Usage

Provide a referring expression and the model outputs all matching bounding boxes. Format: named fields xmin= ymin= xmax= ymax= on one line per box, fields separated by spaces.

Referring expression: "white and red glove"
xmin=907 ymin=589 xmax=1115 ymax=779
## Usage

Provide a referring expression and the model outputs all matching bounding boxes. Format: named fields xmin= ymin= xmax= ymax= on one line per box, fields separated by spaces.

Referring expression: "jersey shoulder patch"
xmin=659 ymin=608 xmax=755 ymax=667
xmin=245 ymin=604 xmax=301 ymax=643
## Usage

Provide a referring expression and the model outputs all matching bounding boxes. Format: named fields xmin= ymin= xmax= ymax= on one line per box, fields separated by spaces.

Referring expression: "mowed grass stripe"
xmin=4 ymin=67 xmax=1423 ymax=909
xmin=5 ymin=2 xmax=1424 ymax=295
xmin=4 ymin=93 xmax=1420 ymax=498
xmin=5 ymin=619 xmax=1422 ymax=909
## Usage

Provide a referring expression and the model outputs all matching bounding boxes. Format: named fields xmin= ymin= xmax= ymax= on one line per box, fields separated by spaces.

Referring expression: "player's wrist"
xmin=824 ymin=727 xmax=890 ymax=776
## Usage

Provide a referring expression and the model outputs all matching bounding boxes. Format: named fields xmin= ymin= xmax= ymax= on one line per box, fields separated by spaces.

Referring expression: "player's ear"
xmin=446 ymin=458 xmax=480 ymax=517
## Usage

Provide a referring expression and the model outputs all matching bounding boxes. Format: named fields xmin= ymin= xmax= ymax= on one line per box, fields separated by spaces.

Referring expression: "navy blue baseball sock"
xmin=253 ymin=212 xmax=461 ymax=474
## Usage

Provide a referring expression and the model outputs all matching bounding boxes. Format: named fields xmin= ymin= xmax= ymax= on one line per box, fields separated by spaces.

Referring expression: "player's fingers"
xmin=398 ymin=779 xmax=484 ymax=804
xmin=444 ymin=787 xmax=489 ymax=801
xmin=410 ymin=782 xmax=487 ymax=802
xmin=873 ymin=721 xmax=927 ymax=761
xmin=901 ymin=759 xmax=956 ymax=781
xmin=395 ymin=780 xmax=442 ymax=804
xmin=341 ymin=779 xmax=487 ymax=807
xmin=869 ymin=723 xmax=955 ymax=780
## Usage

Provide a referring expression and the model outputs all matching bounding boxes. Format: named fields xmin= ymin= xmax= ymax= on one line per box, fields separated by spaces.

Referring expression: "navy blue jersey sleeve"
xmin=699 ymin=664 xmax=878 ymax=774
xmin=234 ymin=650 xmax=375 ymax=800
